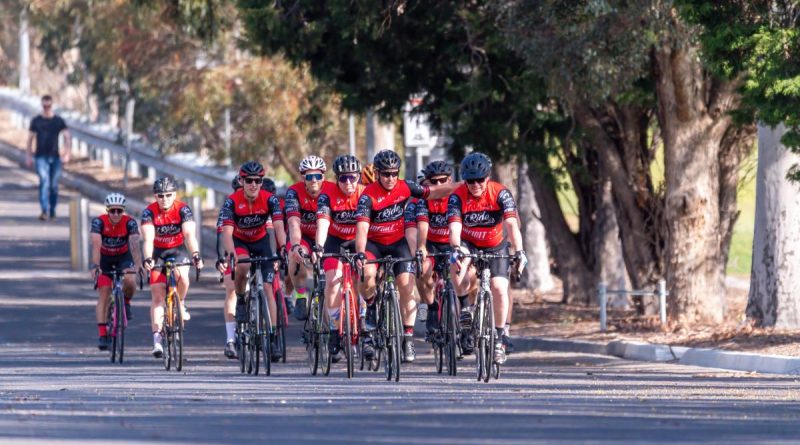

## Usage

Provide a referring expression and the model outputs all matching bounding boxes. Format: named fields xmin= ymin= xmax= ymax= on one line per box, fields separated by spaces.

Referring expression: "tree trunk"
xmin=526 ymin=164 xmax=594 ymax=304
xmin=654 ymin=41 xmax=736 ymax=326
xmin=517 ymin=161 xmax=554 ymax=292
xmin=746 ymin=123 xmax=800 ymax=327
xmin=595 ymin=178 xmax=631 ymax=308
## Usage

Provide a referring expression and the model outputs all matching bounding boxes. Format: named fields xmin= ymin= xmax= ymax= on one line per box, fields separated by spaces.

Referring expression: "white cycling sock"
xmin=225 ymin=322 xmax=236 ymax=343
xmin=153 ymin=331 xmax=162 ymax=344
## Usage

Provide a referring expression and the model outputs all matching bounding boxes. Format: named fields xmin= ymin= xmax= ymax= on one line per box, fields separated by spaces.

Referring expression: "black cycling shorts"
xmin=234 ymin=236 xmax=276 ymax=283
xmin=100 ymin=252 xmax=135 ymax=276
xmin=461 ymin=240 xmax=510 ymax=279
xmin=365 ymin=239 xmax=416 ymax=276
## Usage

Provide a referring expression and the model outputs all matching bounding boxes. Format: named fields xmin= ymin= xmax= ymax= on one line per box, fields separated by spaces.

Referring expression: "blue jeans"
xmin=35 ymin=156 xmax=62 ymax=217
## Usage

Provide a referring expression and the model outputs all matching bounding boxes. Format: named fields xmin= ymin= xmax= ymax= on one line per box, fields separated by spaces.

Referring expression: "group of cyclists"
xmin=90 ymin=148 xmax=528 ymax=370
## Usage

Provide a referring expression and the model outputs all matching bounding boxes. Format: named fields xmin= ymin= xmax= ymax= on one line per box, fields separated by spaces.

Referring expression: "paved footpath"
xmin=1 ymin=156 xmax=800 ymax=444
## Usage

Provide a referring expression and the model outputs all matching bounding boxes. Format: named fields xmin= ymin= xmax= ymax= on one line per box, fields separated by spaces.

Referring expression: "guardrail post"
xmin=191 ymin=195 xmax=203 ymax=251
xmin=129 ymin=159 xmax=140 ymax=179
xmin=147 ymin=166 xmax=157 ymax=182
xmin=658 ymin=279 xmax=667 ymax=325
xmin=205 ymin=188 xmax=216 ymax=210
xmin=71 ymin=137 xmax=78 ymax=157
xmin=598 ymin=282 xmax=607 ymax=333
xmin=101 ymin=148 xmax=111 ymax=170
xmin=70 ymin=197 xmax=89 ymax=271
xmin=78 ymin=140 xmax=88 ymax=158
xmin=185 ymin=180 xmax=195 ymax=195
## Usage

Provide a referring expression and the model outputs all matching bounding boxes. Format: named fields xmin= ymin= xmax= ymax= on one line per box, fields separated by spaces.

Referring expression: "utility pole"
xmin=18 ymin=7 xmax=30 ymax=95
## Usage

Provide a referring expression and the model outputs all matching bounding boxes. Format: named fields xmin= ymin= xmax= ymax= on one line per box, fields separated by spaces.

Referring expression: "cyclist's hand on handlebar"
xmin=515 ymin=250 xmax=528 ymax=274
xmin=143 ymin=257 xmax=154 ymax=271
xmin=311 ymin=244 xmax=324 ymax=264
xmin=90 ymin=264 xmax=100 ymax=280
xmin=354 ymin=252 xmax=367 ymax=272
xmin=215 ymin=257 xmax=227 ymax=274
xmin=192 ymin=251 xmax=204 ymax=269
xmin=290 ymin=244 xmax=306 ymax=263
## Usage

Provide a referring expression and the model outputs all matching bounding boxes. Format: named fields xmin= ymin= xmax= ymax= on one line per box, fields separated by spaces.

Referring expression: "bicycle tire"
xmin=445 ymin=288 xmax=458 ymax=376
xmin=259 ymin=291 xmax=272 ymax=377
xmin=163 ymin=294 xmax=173 ymax=371
xmin=320 ymin=310 xmax=332 ymax=376
xmin=385 ymin=285 xmax=402 ymax=382
xmin=238 ymin=324 xmax=247 ymax=374
xmin=175 ymin=291 xmax=184 ymax=372
xmin=107 ymin=301 xmax=116 ymax=364
xmin=487 ymin=292 xmax=499 ymax=381
xmin=306 ymin=295 xmax=320 ymax=375
xmin=481 ymin=290 xmax=494 ymax=383
xmin=116 ymin=292 xmax=126 ymax=364
xmin=343 ymin=288 xmax=354 ymax=379
xmin=275 ymin=289 xmax=287 ymax=363
xmin=475 ymin=292 xmax=486 ymax=382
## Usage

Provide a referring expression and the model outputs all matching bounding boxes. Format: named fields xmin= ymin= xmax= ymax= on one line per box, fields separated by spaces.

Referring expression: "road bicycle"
xmin=317 ymin=248 xmax=360 ymax=378
xmin=156 ymin=258 xmax=198 ymax=372
xmin=422 ymin=251 xmax=460 ymax=376
xmin=94 ymin=266 xmax=142 ymax=364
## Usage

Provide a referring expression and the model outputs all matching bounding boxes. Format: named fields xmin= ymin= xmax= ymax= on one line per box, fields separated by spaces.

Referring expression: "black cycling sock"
xmin=458 ymin=295 xmax=468 ymax=308
xmin=427 ymin=300 xmax=439 ymax=314
xmin=403 ymin=326 xmax=414 ymax=335
xmin=496 ymin=327 xmax=505 ymax=339
xmin=236 ymin=292 xmax=245 ymax=302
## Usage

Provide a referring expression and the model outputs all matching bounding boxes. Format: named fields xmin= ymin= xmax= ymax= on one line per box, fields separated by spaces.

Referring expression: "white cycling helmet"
xmin=104 ymin=192 xmax=126 ymax=208
xmin=298 ymin=155 xmax=327 ymax=173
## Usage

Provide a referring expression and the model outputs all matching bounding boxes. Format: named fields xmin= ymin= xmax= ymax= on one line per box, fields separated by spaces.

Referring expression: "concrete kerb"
xmin=0 ymin=143 xmax=218 ymax=257
xmin=517 ymin=335 xmax=800 ymax=376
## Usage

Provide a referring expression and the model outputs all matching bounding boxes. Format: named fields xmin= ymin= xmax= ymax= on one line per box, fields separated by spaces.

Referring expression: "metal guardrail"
xmin=0 ymin=87 xmax=234 ymax=208
xmin=598 ymin=279 xmax=668 ymax=332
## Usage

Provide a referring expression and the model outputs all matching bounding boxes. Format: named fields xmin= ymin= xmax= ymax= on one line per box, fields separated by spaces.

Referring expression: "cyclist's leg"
xmin=287 ymin=238 xmax=312 ymax=291
xmin=96 ymin=272 xmax=112 ymax=349
xmin=357 ymin=241 xmax=381 ymax=302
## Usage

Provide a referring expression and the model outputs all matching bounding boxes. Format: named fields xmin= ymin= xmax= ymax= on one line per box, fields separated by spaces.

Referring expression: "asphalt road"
xmin=2 ymin=156 xmax=800 ymax=444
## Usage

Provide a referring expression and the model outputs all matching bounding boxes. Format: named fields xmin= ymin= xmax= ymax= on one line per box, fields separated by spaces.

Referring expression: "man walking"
xmin=26 ymin=95 xmax=71 ymax=221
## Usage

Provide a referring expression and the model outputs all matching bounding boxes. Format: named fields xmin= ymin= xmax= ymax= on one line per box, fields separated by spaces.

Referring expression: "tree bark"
xmin=517 ymin=161 xmax=554 ymax=292
xmin=746 ymin=123 xmax=800 ymax=327
xmin=526 ymin=163 xmax=594 ymax=304
xmin=595 ymin=177 xmax=631 ymax=308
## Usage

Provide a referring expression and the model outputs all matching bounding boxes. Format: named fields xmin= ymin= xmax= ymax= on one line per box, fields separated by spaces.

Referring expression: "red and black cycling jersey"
xmin=447 ymin=181 xmax=518 ymax=248
xmin=285 ymin=181 xmax=335 ymax=239
xmin=317 ymin=184 xmax=364 ymax=240
xmin=141 ymin=201 xmax=193 ymax=249
xmin=356 ymin=180 xmax=429 ymax=245
xmin=416 ymin=196 xmax=450 ymax=244
xmin=265 ymin=197 xmax=286 ymax=231
xmin=220 ymin=189 xmax=283 ymax=243
xmin=91 ymin=214 xmax=139 ymax=256
xmin=405 ymin=199 xmax=419 ymax=230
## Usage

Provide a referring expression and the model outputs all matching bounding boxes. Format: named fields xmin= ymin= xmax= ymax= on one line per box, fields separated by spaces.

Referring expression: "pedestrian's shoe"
xmin=502 ymin=334 xmax=514 ymax=354
xmin=98 ymin=336 xmax=110 ymax=351
xmin=235 ymin=297 xmax=247 ymax=323
xmin=361 ymin=336 xmax=375 ymax=361
xmin=293 ymin=297 xmax=308 ymax=321
xmin=402 ymin=335 xmax=416 ymax=363
xmin=39 ymin=213 xmax=47 ymax=221
xmin=124 ymin=303 xmax=132 ymax=321
xmin=151 ymin=342 xmax=164 ymax=358
xmin=364 ymin=303 xmax=377 ymax=331
xmin=494 ymin=341 xmax=507 ymax=365
xmin=224 ymin=341 xmax=237 ymax=359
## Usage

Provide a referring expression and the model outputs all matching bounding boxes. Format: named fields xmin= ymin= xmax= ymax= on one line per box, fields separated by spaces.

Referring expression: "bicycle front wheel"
xmin=107 ymin=301 xmax=116 ymax=364
xmin=445 ymin=288 xmax=458 ymax=376
xmin=343 ymin=288 xmax=354 ymax=379
xmin=385 ymin=288 xmax=402 ymax=382
xmin=475 ymin=295 xmax=486 ymax=382
xmin=116 ymin=292 xmax=126 ymax=364
xmin=259 ymin=291 xmax=272 ymax=376
xmin=275 ymin=289 xmax=287 ymax=363
xmin=174 ymin=293 xmax=184 ymax=372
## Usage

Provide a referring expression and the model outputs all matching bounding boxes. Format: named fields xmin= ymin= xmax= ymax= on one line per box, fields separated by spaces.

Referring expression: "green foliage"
xmin=678 ymin=0 xmax=800 ymax=178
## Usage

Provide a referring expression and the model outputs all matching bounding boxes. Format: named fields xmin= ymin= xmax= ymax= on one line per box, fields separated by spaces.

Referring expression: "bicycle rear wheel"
xmin=174 ymin=293 xmax=184 ymax=372
xmin=107 ymin=302 xmax=116 ymax=364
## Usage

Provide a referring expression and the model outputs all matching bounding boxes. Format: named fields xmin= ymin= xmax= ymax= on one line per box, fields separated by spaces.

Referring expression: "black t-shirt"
xmin=29 ymin=115 xmax=68 ymax=158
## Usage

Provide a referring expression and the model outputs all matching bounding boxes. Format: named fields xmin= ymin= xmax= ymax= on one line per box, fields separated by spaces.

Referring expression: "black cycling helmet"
xmin=373 ymin=149 xmax=402 ymax=171
xmin=460 ymin=152 xmax=492 ymax=180
xmin=332 ymin=154 xmax=361 ymax=175
xmin=423 ymin=160 xmax=453 ymax=179
xmin=239 ymin=160 xmax=265 ymax=177
xmin=153 ymin=177 xmax=178 ymax=193
xmin=231 ymin=175 xmax=242 ymax=191
xmin=417 ymin=170 xmax=426 ymax=184
xmin=262 ymin=177 xmax=276 ymax=194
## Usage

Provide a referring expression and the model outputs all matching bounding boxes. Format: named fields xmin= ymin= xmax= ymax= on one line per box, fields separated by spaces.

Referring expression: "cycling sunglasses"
xmin=305 ymin=173 xmax=324 ymax=182
xmin=379 ymin=171 xmax=399 ymax=178
xmin=244 ymin=177 xmax=263 ymax=185
xmin=465 ymin=177 xmax=487 ymax=185
xmin=107 ymin=208 xmax=124 ymax=215
xmin=429 ymin=176 xmax=449 ymax=185
xmin=156 ymin=193 xmax=174 ymax=199
xmin=338 ymin=174 xmax=359 ymax=184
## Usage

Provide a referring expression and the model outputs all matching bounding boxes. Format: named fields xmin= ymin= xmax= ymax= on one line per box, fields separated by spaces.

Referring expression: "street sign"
xmin=403 ymin=97 xmax=432 ymax=148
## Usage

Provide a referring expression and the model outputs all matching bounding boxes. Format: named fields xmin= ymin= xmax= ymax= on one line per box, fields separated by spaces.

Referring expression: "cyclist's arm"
xmin=316 ymin=218 xmax=330 ymax=250
xmin=221 ymin=225 xmax=235 ymax=258
xmin=448 ymin=221 xmax=463 ymax=248
xmin=355 ymin=221 xmax=369 ymax=254
xmin=405 ymin=225 xmax=418 ymax=258
xmin=141 ymin=224 xmax=155 ymax=260
xmin=129 ymin=234 xmax=143 ymax=268
xmin=504 ymin=216 xmax=523 ymax=253
xmin=427 ymin=182 xmax=460 ymax=200
xmin=272 ymin=219 xmax=287 ymax=249
xmin=417 ymin=220 xmax=429 ymax=252
xmin=182 ymin=220 xmax=200 ymax=255
xmin=267 ymin=194 xmax=286 ymax=250
xmin=90 ymin=233 xmax=102 ymax=268
xmin=354 ymin=194 xmax=373 ymax=255
xmin=287 ymin=216 xmax=302 ymax=246
xmin=268 ymin=226 xmax=277 ymax=254
xmin=446 ymin=193 xmax=463 ymax=249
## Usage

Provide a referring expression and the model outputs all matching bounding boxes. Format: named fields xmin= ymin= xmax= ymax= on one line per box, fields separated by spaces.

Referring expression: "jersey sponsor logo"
xmin=238 ymin=203 xmax=247 ymax=209
xmin=301 ymin=212 xmax=317 ymax=223
xmin=463 ymin=228 xmax=490 ymax=240
xmin=430 ymin=213 xmax=448 ymax=227
xmin=463 ymin=212 xmax=496 ymax=227
xmin=336 ymin=225 xmax=356 ymax=236
xmin=238 ymin=214 xmax=266 ymax=228
xmin=103 ymin=236 xmax=127 ymax=248
xmin=374 ymin=204 xmax=404 ymax=223
xmin=369 ymin=222 xmax=402 ymax=233
xmin=156 ymin=223 xmax=181 ymax=236
xmin=334 ymin=210 xmax=357 ymax=224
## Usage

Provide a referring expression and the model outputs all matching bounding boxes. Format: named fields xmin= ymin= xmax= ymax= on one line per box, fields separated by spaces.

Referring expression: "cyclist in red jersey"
xmin=286 ymin=155 xmax=335 ymax=320
xmin=354 ymin=150 xmax=459 ymax=363
xmin=413 ymin=161 xmax=456 ymax=339
xmin=447 ymin=152 xmax=528 ymax=365
xmin=313 ymin=155 xmax=365 ymax=362
xmin=219 ymin=161 xmax=286 ymax=361
xmin=141 ymin=177 xmax=204 ymax=358
xmin=90 ymin=193 xmax=142 ymax=351
xmin=215 ymin=175 xmax=243 ymax=359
